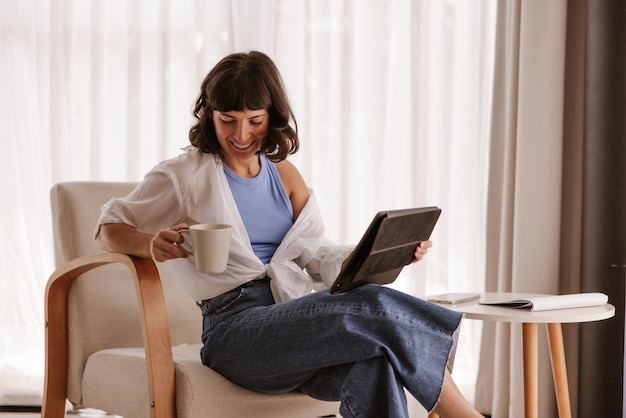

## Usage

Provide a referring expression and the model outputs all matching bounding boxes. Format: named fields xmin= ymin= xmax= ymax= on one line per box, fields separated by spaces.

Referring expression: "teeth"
xmin=233 ymin=142 xmax=252 ymax=149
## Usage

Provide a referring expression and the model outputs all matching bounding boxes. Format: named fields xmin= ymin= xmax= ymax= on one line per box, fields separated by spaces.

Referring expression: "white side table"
xmin=434 ymin=292 xmax=615 ymax=418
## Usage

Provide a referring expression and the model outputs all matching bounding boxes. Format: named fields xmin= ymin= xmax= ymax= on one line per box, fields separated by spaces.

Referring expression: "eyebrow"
xmin=219 ymin=112 xmax=267 ymax=119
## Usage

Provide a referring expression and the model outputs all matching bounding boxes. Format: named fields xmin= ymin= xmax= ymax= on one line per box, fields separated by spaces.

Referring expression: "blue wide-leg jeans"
xmin=199 ymin=278 xmax=462 ymax=418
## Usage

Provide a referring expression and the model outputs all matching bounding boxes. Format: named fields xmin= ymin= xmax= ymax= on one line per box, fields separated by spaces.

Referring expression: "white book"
xmin=480 ymin=292 xmax=608 ymax=312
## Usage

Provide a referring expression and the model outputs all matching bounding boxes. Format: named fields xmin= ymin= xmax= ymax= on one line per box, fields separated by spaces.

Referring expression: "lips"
xmin=231 ymin=140 xmax=255 ymax=150
xmin=228 ymin=135 xmax=261 ymax=151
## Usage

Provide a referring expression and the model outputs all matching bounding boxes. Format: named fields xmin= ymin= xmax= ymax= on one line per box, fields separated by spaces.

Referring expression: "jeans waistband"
xmin=196 ymin=277 xmax=271 ymax=309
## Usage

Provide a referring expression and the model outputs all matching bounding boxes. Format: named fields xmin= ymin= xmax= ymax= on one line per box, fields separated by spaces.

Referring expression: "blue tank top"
xmin=224 ymin=155 xmax=294 ymax=264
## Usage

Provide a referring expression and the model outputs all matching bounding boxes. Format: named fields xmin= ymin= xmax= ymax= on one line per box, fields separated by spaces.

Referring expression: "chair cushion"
xmin=82 ymin=344 xmax=339 ymax=418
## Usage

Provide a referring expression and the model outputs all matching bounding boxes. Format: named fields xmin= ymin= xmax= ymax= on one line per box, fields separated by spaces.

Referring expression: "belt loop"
xmin=198 ymin=301 xmax=210 ymax=316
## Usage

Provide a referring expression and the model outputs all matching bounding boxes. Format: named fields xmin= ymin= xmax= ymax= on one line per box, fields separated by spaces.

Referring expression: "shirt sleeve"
xmin=94 ymin=165 xmax=185 ymax=238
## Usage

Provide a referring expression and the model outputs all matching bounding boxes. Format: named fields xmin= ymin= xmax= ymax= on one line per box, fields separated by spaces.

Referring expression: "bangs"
xmin=208 ymin=70 xmax=272 ymax=112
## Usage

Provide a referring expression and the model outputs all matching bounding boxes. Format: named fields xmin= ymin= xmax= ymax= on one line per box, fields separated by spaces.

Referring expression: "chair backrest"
xmin=50 ymin=182 xmax=201 ymax=407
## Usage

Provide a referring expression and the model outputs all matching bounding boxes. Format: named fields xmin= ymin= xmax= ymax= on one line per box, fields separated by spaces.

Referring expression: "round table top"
xmin=433 ymin=292 xmax=615 ymax=323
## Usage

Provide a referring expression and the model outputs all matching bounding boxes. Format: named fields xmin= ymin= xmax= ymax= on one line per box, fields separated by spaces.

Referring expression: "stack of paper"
xmin=480 ymin=293 xmax=609 ymax=312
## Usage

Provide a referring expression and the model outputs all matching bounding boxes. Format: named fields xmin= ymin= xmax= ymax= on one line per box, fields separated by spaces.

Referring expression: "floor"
xmin=0 ymin=413 xmax=343 ymax=418
xmin=0 ymin=408 xmax=118 ymax=418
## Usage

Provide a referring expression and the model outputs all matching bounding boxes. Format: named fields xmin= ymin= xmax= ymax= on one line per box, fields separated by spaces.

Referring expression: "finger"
xmin=415 ymin=245 xmax=428 ymax=256
xmin=152 ymin=233 xmax=187 ymax=261
xmin=154 ymin=244 xmax=187 ymax=262
xmin=412 ymin=242 xmax=430 ymax=263
xmin=170 ymin=223 xmax=190 ymax=233
xmin=420 ymin=240 xmax=433 ymax=249
xmin=160 ymin=228 xmax=185 ymax=244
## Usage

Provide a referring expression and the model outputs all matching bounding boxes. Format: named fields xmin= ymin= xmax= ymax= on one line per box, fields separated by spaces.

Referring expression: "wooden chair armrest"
xmin=42 ymin=253 xmax=176 ymax=418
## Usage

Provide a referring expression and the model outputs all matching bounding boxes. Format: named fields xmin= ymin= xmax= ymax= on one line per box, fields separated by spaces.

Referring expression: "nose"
xmin=234 ymin=123 xmax=252 ymax=142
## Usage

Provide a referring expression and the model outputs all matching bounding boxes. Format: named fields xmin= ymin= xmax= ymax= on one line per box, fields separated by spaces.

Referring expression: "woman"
xmin=95 ymin=51 xmax=482 ymax=418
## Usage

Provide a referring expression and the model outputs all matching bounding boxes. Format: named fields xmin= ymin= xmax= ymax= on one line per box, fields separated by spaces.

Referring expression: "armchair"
xmin=42 ymin=181 xmax=340 ymax=417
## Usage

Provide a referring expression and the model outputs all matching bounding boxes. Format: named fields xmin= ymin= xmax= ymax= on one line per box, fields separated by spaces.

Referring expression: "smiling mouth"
xmin=231 ymin=141 xmax=254 ymax=150
xmin=229 ymin=136 xmax=261 ymax=151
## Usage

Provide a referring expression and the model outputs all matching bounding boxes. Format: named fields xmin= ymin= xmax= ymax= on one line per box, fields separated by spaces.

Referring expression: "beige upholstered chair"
xmin=43 ymin=181 xmax=340 ymax=418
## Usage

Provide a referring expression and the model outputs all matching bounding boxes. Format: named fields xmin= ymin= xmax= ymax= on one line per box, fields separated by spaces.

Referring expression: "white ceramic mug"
xmin=178 ymin=224 xmax=232 ymax=273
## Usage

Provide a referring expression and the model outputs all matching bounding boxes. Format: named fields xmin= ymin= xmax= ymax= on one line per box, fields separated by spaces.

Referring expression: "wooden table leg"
xmin=522 ymin=323 xmax=538 ymax=418
xmin=546 ymin=323 xmax=572 ymax=418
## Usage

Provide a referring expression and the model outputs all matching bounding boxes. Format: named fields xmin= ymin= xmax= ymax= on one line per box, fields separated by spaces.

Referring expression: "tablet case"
xmin=330 ymin=206 xmax=441 ymax=294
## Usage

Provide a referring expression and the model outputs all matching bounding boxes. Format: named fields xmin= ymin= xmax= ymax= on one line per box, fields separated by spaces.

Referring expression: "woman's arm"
xmin=276 ymin=160 xmax=309 ymax=221
xmin=97 ymin=223 xmax=189 ymax=262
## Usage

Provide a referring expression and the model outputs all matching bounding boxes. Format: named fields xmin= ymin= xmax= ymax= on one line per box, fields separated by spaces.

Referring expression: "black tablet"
xmin=329 ymin=206 xmax=441 ymax=294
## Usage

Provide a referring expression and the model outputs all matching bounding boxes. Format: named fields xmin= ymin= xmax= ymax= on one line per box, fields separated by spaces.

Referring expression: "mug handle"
xmin=177 ymin=229 xmax=194 ymax=255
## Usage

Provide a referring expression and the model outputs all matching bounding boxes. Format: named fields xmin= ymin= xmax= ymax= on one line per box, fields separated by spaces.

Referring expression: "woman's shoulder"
xmin=273 ymin=160 xmax=300 ymax=176
xmin=274 ymin=159 xmax=303 ymax=185
xmin=157 ymin=146 xmax=219 ymax=172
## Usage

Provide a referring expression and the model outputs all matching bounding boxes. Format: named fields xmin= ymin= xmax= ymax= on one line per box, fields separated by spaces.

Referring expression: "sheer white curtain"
xmin=0 ymin=0 xmax=496 ymax=412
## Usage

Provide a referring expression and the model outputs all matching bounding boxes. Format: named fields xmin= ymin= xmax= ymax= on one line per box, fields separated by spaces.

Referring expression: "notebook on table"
xmin=329 ymin=206 xmax=441 ymax=294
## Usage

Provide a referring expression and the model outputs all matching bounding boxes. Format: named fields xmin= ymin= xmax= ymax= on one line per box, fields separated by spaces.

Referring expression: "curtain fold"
xmin=1 ymin=1 xmax=496 ymax=413
xmin=559 ymin=1 xmax=586 ymax=417
xmin=578 ymin=0 xmax=626 ymax=416
xmin=475 ymin=0 xmax=568 ymax=417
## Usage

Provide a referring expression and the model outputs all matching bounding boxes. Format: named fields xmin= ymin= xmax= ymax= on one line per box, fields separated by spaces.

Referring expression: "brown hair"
xmin=189 ymin=51 xmax=299 ymax=162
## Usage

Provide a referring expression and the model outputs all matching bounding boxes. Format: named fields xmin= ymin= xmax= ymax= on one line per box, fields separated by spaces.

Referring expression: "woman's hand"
xmin=412 ymin=240 xmax=432 ymax=263
xmin=150 ymin=223 xmax=189 ymax=262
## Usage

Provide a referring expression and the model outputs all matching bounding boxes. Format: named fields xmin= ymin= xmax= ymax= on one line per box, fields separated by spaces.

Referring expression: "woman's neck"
xmin=223 ymin=155 xmax=262 ymax=178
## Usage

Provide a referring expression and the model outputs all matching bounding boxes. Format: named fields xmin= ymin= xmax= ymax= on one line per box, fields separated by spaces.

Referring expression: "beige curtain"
xmin=475 ymin=1 xmax=568 ymax=417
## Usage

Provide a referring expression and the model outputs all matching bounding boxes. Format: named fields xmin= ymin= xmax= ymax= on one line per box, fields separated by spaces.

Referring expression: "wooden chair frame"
xmin=43 ymin=253 xmax=176 ymax=418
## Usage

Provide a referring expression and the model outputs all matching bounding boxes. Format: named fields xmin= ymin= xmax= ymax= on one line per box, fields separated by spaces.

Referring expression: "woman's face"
xmin=212 ymin=108 xmax=269 ymax=164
